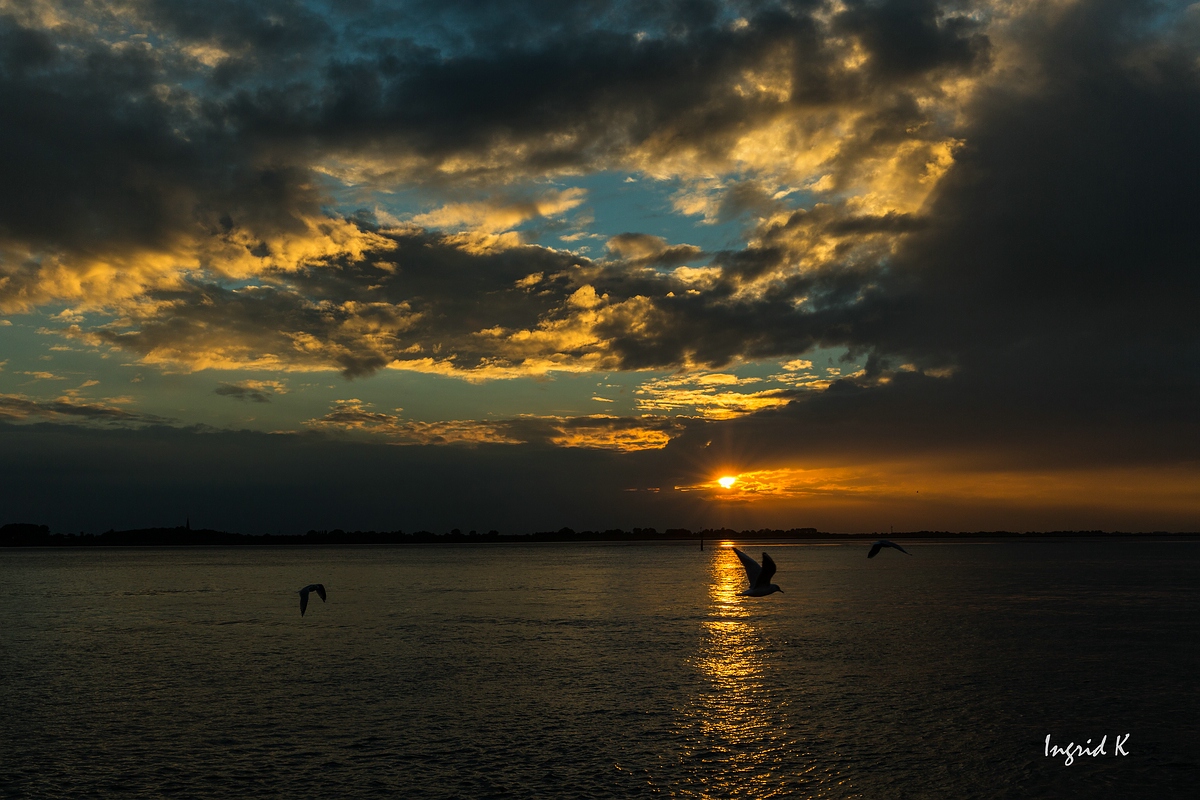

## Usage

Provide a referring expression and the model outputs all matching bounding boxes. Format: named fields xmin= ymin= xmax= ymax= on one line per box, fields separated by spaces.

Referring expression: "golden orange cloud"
xmin=635 ymin=372 xmax=794 ymax=418
xmin=304 ymin=401 xmax=682 ymax=451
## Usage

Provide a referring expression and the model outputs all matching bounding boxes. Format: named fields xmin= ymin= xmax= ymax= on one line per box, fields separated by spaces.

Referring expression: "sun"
xmin=717 ymin=475 xmax=737 ymax=489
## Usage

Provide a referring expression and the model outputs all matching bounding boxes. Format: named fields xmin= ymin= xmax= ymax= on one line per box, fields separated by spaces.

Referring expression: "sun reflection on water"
xmin=697 ymin=547 xmax=761 ymax=691
xmin=667 ymin=546 xmax=815 ymax=798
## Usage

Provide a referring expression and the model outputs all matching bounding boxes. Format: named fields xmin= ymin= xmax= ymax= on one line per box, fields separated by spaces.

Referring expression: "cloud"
xmin=605 ymin=233 xmax=703 ymax=267
xmin=0 ymin=9 xmax=387 ymax=314
xmin=410 ymin=188 xmax=587 ymax=232
xmin=3 ymin=411 xmax=1197 ymax=535
xmin=44 ymin=226 xmax=602 ymax=377
xmin=0 ymin=0 xmax=991 ymax=298
xmin=1 ymin=0 xmax=1198 ymax=530
xmin=672 ymin=461 xmax=1200 ymax=530
xmin=2 ymin=0 xmax=992 ymax=379
xmin=833 ymin=0 xmax=991 ymax=81
xmin=214 ymin=379 xmax=287 ymax=403
xmin=0 ymin=392 xmax=170 ymax=426
xmin=305 ymin=399 xmax=523 ymax=445
xmin=635 ymin=372 xmax=796 ymax=419
xmin=64 ymin=287 xmax=419 ymax=378
xmin=544 ymin=415 xmax=683 ymax=451
xmin=817 ymin=0 xmax=1200 ymax=416
xmin=304 ymin=399 xmax=683 ymax=451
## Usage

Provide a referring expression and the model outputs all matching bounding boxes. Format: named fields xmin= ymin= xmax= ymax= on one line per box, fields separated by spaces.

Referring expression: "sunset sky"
xmin=2 ymin=0 xmax=1198 ymax=534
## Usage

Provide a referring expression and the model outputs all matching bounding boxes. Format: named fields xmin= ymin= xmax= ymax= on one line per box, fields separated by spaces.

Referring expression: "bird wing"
xmin=888 ymin=541 xmax=911 ymax=555
xmin=868 ymin=542 xmax=882 ymax=558
xmin=299 ymin=588 xmax=309 ymax=616
xmin=755 ymin=552 xmax=777 ymax=588
xmin=733 ymin=548 xmax=762 ymax=586
xmin=314 ymin=584 xmax=327 ymax=602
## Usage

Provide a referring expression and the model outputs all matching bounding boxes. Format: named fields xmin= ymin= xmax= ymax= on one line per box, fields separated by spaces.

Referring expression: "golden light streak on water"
xmin=670 ymin=546 xmax=802 ymax=799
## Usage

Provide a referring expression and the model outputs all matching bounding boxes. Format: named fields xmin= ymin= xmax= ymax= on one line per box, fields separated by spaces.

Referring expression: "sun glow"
xmin=717 ymin=475 xmax=737 ymax=489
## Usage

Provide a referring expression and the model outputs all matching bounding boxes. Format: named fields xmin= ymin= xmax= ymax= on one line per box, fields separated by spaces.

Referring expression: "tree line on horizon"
xmin=1 ymin=523 xmax=1189 ymax=547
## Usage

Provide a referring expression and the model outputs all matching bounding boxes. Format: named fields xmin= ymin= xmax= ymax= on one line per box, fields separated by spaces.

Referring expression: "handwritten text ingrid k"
xmin=1045 ymin=734 xmax=1130 ymax=766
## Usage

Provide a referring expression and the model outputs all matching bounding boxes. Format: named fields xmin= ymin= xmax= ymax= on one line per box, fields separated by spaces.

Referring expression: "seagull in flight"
xmin=298 ymin=583 xmax=326 ymax=616
xmin=867 ymin=540 xmax=911 ymax=558
xmin=733 ymin=548 xmax=784 ymax=597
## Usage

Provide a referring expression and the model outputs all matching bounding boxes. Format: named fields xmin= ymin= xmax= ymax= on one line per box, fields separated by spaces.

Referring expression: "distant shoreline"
xmin=3 ymin=523 xmax=1198 ymax=547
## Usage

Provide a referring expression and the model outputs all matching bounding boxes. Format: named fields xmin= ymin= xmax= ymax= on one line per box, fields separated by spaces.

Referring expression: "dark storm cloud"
xmin=277 ymin=1 xmax=978 ymax=178
xmin=836 ymin=0 xmax=1200 ymax=396
xmin=0 ymin=9 xmax=357 ymax=313
xmin=3 ymin=0 xmax=984 ymax=334
xmin=833 ymin=0 xmax=990 ymax=80
xmin=112 ymin=0 xmax=983 ymax=185
xmin=0 ymin=14 xmax=299 ymax=250
xmin=140 ymin=0 xmax=333 ymax=56
xmin=601 ymin=3 xmax=1200 ymax=381
xmin=663 ymin=369 xmax=1200 ymax=475
xmin=627 ymin=0 xmax=1200 ymax=470
xmin=0 ymin=14 xmax=200 ymax=254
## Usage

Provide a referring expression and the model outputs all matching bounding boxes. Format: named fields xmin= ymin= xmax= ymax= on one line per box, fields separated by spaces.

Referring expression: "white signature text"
xmin=1045 ymin=734 xmax=1130 ymax=766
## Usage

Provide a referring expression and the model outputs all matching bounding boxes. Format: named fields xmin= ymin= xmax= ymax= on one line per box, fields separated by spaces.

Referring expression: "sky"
xmin=1 ymin=0 xmax=1198 ymax=534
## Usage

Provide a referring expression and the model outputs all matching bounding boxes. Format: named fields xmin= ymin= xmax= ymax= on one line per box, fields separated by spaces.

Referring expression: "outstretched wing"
xmin=299 ymin=589 xmax=309 ymax=616
xmin=868 ymin=542 xmax=882 ymax=558
xmin=755 ymin=552 xmax=777 ymax=588
xmin=888 ymin=542 xmax=911 ymax=555
xmin=733 ymin=548 xmax=762 ymax=587
xmin=314 ymin=584 xmax=327 ymax=602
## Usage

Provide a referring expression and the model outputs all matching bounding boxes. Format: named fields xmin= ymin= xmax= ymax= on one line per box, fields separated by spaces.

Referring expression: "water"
xmin=2 ymin=540 xmax=1197 ymax=798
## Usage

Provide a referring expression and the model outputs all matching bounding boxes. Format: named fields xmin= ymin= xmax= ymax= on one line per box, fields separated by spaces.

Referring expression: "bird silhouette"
xmin=298 ymin=583 xmax=326 ymax=616
xmin=867 ymin=540 xmax=911 ymax=558
xmin=733 ymin=548 xmax=784 ymax=596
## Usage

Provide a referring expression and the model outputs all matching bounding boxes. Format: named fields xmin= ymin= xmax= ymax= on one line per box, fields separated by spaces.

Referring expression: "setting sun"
xmin=717 ymin=475 xmax=737 ymax=489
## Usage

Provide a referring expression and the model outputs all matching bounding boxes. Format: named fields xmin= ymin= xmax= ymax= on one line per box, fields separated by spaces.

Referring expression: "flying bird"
xmin=733 ymin=548 xmax=784 ymax=597
xmin=867 ymin=540 xmax=911 ymax=558
xmin=298 ymin=583 xmax=326 ymax=616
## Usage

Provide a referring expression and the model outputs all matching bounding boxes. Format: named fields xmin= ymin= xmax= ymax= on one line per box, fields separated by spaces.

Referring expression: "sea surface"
xmin=2 ymin=540 xmax=1197 ymax=799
